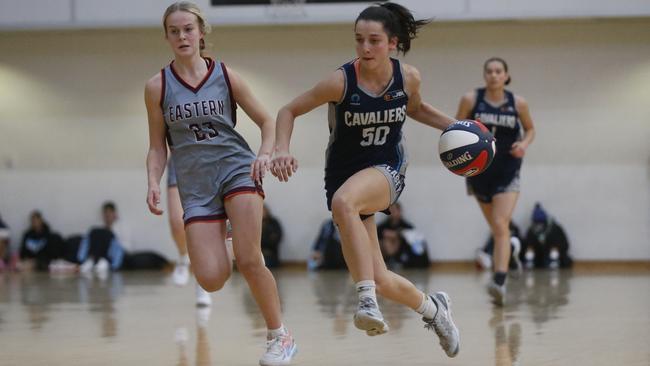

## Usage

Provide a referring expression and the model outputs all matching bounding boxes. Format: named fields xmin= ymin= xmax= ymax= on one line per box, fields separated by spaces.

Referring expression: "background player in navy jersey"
xmin=456 ymin=57 xmax=536 ymax=306
xmin=271 ymin=2 xmax=459 ymax=358
xmin=144 ymin=2 xmax=296 ymax=365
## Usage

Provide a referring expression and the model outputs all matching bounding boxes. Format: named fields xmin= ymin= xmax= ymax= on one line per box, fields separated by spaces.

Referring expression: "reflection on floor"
xmin=1 ymin=269 xmax=649 ymax=365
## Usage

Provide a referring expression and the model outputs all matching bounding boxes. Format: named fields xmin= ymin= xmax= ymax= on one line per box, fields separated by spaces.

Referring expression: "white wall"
xmin=1 ymin=19 xmax=649 ymax=261
xmin=1 ymin=0 xmax=650 ymax=29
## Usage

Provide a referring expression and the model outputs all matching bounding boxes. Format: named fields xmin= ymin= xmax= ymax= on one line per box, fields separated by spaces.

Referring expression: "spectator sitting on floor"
xmin=0 ymin=213 xmax=10 ymax=271
xmin=20 ymin=211 xmax=65 ymax=271
xmin=523 ymin=203 xmax=573 ymax=269
xmin=78 ymin=201 xmax=132 ymax=276
xmin=377 ymin=203 xmax=430 ymax=269
xmin=308 ymin=218 xmax=346 ymax=270
xmin=261 ymin=204 xmax=283 ymax=268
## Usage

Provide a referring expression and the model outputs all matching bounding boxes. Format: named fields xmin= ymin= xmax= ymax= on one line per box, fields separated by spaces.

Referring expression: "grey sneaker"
xmin=423 ymin=292 xmax=460 ymax=358
xmin=353 ymin=296 xmax=389 ymax=336
xmin=488 ymin=282 xmax=506 ymax=306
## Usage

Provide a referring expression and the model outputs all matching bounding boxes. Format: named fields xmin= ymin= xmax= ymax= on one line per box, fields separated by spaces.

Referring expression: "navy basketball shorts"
xmin=466 ymin=156 xmax=521 ymax=203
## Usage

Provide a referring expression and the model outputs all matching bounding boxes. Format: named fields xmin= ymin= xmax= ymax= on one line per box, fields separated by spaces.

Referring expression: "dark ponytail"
xmin=356 ymin=2 xmax=430 ymax=55
xmin=484 ymin=57 xmax=512 ymax=85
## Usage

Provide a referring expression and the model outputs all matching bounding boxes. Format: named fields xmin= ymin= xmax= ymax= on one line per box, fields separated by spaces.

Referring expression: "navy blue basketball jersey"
xmin=471 ymin=88 xmax=522 ymax=152
xmin=325 ymin=58 xmax=409 ymax=179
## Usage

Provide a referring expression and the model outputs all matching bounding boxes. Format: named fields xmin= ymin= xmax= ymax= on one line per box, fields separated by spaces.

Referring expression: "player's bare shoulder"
xmin=145 ymin=72 xmax=163 ymax=95
xmin=401 ymin=63 xmax=421 ymax=95
xmin=514 ymin=94 xmax=529 ymax=109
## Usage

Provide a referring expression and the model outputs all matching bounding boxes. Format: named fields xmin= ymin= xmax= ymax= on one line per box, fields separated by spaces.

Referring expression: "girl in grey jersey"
xmin=144 ymin=3 xmax=295 ymax=365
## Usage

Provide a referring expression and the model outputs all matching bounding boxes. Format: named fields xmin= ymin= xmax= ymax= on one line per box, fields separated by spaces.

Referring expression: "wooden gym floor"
xmin=1 ymin=268 xmax=648 ymax=365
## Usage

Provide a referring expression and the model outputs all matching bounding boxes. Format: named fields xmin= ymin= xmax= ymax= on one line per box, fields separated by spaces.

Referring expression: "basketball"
xmin=438 ymin=120 xmax=496 ymax=177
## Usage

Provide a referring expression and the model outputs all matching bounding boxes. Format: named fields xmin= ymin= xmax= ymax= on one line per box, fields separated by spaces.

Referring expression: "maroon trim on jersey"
xmin=184 ymin=213 xmax=227 ymax=227
xmin=220 ymin=62 xmax=238 ymax=127
xmin=169 ymin=57 xmax=215 ymax=94
xmin=159 ymin=69 xmax=174 ymax=146
xmin=159 ymin=68 xmax=166 ymax=108
xmin=224 ymin=186 xmax=265 ymax=200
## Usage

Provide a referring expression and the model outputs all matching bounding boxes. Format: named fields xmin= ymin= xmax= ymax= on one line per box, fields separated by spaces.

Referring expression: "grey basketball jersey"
xmin=161 ymin=58 xmax=256 ymax=212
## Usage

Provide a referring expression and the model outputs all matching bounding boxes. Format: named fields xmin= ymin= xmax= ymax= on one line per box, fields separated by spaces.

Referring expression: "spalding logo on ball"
xmin=438 ymin=120 xmax=496 ymax=177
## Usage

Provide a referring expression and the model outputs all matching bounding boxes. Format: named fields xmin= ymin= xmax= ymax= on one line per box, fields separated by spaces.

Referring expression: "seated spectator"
xmin=309 ymin=219 xmax=346 ymax=270
xmin=523 ymin=203 xmax=572 ymax=269
xmin=261 ymin=204 xmax=283 ymax=268
xmin=78 ymin=201 xmax=132 ymax=276
xmin=380 ymin=227 xmax=430 ymax=270
xmin=78 ymin=202 xmax=168 ymax=277
xmin=0 ymin=213 xmax=10 ymax=271
xmin=377 ymin=203 xmax=430 ymax=269
xmin=20 ymin=211 xmax=65 ymax=271
xmin=475 ymin=221 xmax=523 ymax=272
xmin=377 ymin=202 xmax=413 ymax=234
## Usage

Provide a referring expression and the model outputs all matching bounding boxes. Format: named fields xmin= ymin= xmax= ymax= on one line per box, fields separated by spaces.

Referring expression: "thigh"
xmin=334 ymin=168 xmax=392 ymax=216
xmin=490 ymin=192 xmax=519 ymax=223
xmin=224 ymin=192 xmax=264 ymax=260
xmin=185 ymin=221 xmax=230 ymax=271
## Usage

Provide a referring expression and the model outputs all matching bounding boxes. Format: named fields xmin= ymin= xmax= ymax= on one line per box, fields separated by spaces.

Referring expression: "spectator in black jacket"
xmin=20 ymin=211 xmax=64 ymax=271
xmin=378 ymin=203 xmax=430 ymax=269
xmin=0 ymin=213 xmax=10 ymax=271
xmin=523 ymin=203 xmax=572 ymax=269
xmin=261 ymin=204 xmax=283 ymax=268
xmin=309 ymin=218 xmax=347 ymax=270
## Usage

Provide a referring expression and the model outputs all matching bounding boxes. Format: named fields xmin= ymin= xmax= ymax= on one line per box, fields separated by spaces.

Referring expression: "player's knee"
xmin=331 ymin=193 xmax=356 ymax=223
xmin=492 ymin=218 xmax=510 ymax=237
xmin=195 ymin=270 xmax=230 ymax=292
xmin=235 ymin=255 xmax=266 ymax=277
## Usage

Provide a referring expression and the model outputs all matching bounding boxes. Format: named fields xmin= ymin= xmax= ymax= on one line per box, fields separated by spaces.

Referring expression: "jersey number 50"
xmin=360 ymin=126 xmax=389 ymax=146
xmin=189 ymin=122 xmax=218 ymax=142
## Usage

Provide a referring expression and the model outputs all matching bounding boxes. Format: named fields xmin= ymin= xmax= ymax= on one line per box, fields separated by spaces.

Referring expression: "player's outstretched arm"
xmin=272 ymin=70 xmax=345 ymax=182
xmin=403 ymin=64 xmax=455 ymax=130
xmin=225 ymin=65 xmax=275 ymax=184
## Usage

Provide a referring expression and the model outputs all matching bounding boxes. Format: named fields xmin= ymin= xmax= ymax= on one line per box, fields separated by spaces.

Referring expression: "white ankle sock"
xmin=179 ymin=254 xmax=190 ymax=265
xmin=268 ymin=324 xmax=287 ymax=338
xmin=416 ymin=293 xmax=437 ymax=320
xmin=356 ymin=280 xmax=377 ymax=300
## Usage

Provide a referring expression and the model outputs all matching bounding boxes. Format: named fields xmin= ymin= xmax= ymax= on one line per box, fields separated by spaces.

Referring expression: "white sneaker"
xmin=353 ymin=296 xmax=389 ymax=336
xmin=509 ymin=237 xmax=523 ymax=274
xmin=95 ymin=258 xmax=110 ymax=279
xmin=423 ymin=292 xmax=460 ymax=358
xmin=79 ymin=259 xmax=94 ymax=275
xmin=196 ymin=284 xmax=212 ymax=307
xmin=488 ymin=282 xmax=506 ymax=306
xmin=259 ymin=332 xmax=297 ymax=366
xmin=172 ymin=262 xmax=190 ymax=286
xmin=196 ymin=307 xmax=212 ymax=328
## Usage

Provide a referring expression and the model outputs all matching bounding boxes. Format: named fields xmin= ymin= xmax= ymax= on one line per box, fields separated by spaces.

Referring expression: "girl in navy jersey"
xmin=144 ymin=2 xmax=296 ymax=365
xmin=456 ymin=58 xmax=536 ymax=306
xmin=271 ymin=2 xmax=459 ymax=357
